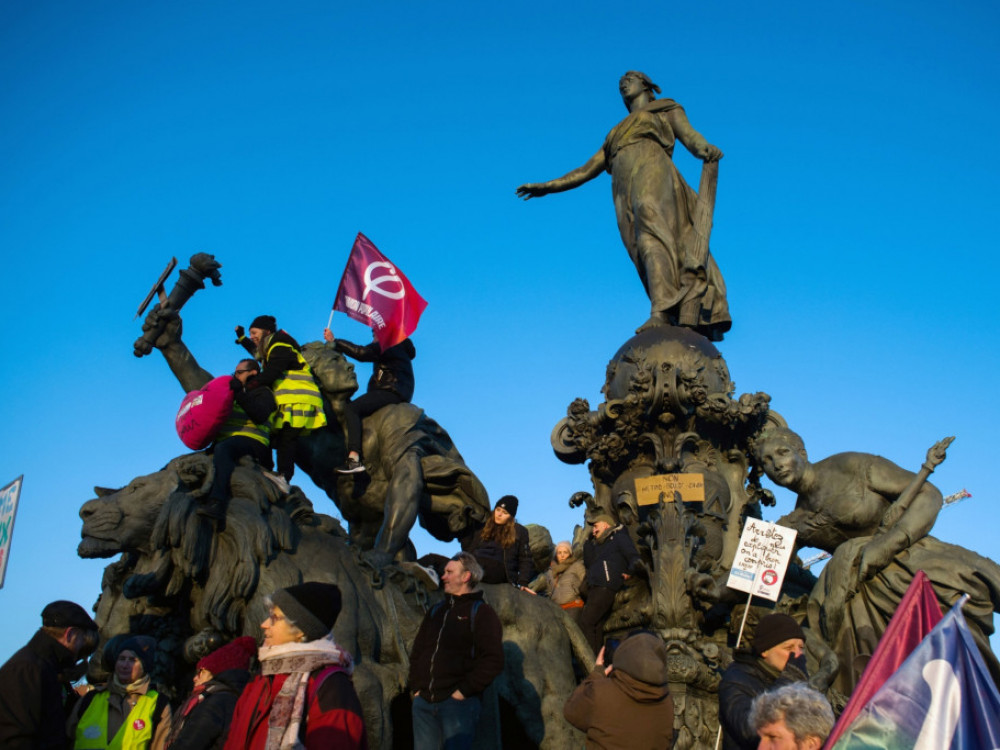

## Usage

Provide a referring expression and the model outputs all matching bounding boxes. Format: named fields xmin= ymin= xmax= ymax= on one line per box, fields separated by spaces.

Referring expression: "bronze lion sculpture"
xmin=79 ymin=453 xmax=591 ymax=749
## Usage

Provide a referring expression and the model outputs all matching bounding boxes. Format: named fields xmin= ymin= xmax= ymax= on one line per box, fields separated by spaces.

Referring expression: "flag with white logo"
xmin=333 ymin=233 xmax=428 ymax=349
xmin=830 ymin=596 xmax=1000 ymax=750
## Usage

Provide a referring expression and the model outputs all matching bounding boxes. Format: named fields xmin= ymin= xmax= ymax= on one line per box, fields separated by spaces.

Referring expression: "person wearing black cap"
xmin=564 ymin=632 xmax=675 ymax=749
xmin=244 ymin=315 xmax=327 ymax=481
xmin=718 ymin=612 xmax=809 ymax=750
xmin=578 ymin=514 xmax=641 ymax=653
xmin=464 ymin=495 xmax=535 ymax=588
xmin=0 ymin=600 xmax=98 ymax=750
xmin=69 ymin=635 xmax=172 ymax=750
xmin=223 ymin=582 xmax=367 ymax=750
xmin=322 ymin=327 xmax=416 ymax=475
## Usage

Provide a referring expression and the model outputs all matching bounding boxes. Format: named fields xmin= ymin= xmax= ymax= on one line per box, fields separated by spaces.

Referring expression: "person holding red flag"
xmin=326 ymin=232 xmax=426 ymax=474
xmin=323 ymin=328 xmax=415 ymax=474
xmin=332 ymin=232 xmax=427 ymax=350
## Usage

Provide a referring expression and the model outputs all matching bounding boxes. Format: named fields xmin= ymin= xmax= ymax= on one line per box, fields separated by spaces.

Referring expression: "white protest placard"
xmin=0 ymin=475 xmax=24 ymax=588
xmin=726 ymin=519 xmax=797 ymax=602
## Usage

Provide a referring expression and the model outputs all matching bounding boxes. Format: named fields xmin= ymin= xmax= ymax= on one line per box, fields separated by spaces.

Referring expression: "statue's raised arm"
xmin=516 ymin=71 xmax=730 ymax=340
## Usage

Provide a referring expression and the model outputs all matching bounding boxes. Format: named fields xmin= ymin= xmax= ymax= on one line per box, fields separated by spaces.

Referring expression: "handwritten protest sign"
xmin=726 ymin=519 xmax=797 ymax=602
xmin=634 ymin=473 xmax=705 ymax=505
xmin=0 ymin=475 xmax=24 ymax=588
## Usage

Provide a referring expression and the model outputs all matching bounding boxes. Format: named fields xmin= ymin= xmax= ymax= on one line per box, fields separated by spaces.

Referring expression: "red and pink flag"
xmin=333 ymin=233 xmax=427 ymax=349
xmin=824 ymin=570 xmax=943 ymax=748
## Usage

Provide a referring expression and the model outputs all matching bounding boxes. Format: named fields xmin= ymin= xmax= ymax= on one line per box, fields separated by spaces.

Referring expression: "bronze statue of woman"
xmin=753 ymin=427 xmax=1000 ymax=692
xmin=517 ymin=71 xmax=730 ymax=340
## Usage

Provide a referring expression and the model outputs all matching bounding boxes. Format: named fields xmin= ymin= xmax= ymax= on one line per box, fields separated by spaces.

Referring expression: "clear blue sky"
xmin=2 ymin=0 xmax=998 ymax=665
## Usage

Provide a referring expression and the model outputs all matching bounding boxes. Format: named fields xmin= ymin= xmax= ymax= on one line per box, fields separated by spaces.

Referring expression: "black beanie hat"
xmin=271 ymin=582 xmax=342 ymax=641
xmin=115 ymin=635 xmax=157 ymax=676
xmin=752 ymin=613 xmax=805 ymax=656
xmin=250 ymin=315 xmax=276 ymax=332
xmin=495 ymin=495 xmax=519 ymax=517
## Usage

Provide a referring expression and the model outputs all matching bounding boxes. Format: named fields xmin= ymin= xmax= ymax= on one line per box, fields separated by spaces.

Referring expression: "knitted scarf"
xmin=257 ymin=635 xmax=353 ymax=750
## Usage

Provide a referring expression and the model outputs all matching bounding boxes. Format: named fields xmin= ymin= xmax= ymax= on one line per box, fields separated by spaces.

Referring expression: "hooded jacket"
xmin=563 ymin=633 xmax=675 ymax=749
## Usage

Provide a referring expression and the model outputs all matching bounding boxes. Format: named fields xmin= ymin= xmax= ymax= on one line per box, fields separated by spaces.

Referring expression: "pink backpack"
xmin=175 ymin=376 xmax=235 ymax=449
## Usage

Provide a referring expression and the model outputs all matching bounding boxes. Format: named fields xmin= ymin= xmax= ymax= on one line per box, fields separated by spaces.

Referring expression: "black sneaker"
xmin=336 ymin=457 xmax=367 ymax=474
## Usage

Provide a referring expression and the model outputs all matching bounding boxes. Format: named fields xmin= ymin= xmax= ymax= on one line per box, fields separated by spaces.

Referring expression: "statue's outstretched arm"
xmin=667 ymin=108 xmax=723 ymax=163
xmin=146 ymin=309 xmax=213 ymax=392
xmin=516 ymin=149 xmax=606 ymax=199
xmin=858 ymin=440 xmax=952 ymax=580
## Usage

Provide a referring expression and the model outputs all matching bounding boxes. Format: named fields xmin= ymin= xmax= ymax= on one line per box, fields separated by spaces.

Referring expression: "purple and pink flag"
xmin=830 ymin=595 xmax=1000 ymax=749
xmin=825 ymin=571 xmax=943 ymax=748
xmin=333 ymin=233 xmax=427 ymax=350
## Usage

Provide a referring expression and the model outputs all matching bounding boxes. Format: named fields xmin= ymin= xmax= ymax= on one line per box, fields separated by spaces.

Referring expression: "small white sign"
xmin=0 ymin=475 xmax=24 ymax=588
xmin=726 ymin=519 xmax=797 ymax=602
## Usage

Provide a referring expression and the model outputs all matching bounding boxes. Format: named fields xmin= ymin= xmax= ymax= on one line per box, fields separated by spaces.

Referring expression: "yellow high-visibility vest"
xmin=265 ymin=338 xmax=326 ymax=431
xmin=216 ymin=403 xmax=270 ymax=446
xmin=74 ymin=690 xmax=159 ymax=750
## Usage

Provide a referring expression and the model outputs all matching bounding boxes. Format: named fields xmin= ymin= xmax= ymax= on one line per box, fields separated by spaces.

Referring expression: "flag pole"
xmin=326 ymin=309 xmax=334 ymax=331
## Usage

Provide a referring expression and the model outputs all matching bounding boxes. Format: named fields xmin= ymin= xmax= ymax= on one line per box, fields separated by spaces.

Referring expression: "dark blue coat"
xmin=583 ymin=526 xmax=640 ymax=592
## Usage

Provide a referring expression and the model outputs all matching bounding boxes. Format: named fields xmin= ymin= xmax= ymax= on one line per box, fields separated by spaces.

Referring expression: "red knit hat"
xmin=197 ymin=636 xmax=257 ymax=675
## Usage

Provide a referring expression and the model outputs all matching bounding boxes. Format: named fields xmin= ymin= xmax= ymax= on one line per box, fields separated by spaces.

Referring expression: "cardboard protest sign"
xmin=726 ymin=519 xmax=797 ymax=602
xmin=0 ymin=475 xmax=24 ymax=588
xmin=634 ymin=473 xmax=705 ymax=505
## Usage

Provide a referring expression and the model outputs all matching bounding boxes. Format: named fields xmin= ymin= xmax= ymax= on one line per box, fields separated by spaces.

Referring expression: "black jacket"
xmin=408 ymin=591 xmax=504 ymax=703
xmin=334 ymin=338 xmax=415 ymax=402
xmin=718 ymin=651 xmax=808 ymax=750
xmin=466 ymin=523 xmax=535 ymax=587
xmin=583 ymin=525 xmax=641 ymax=592
xmin=166 ymin=668 xmax=251 ymax=750
xmin=254 ymin=331 xmax=307 ymax=389
xmin=232 ymin=380 xmax=276 ymax=426
xmin=0 ymin=630 xmax=79 ymax=750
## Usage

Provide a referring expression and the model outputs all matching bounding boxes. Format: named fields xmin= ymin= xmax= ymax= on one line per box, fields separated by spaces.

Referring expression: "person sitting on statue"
xmin=528 ymin=540 xmax=586 ymax=612
xmin=578 ymin=514 xmax=641 ymax=653
xmin=718 ymin=613 xmax=809 ymax=750
xmin=69 ymin=636 xmax=172 ymax=750
xmin=199 ymin=358 xmax=276 ymax=520
xmin=246 ymin=315 xmax=327 ymax=481
xmin=223 ymin=583 xmax=367 ymax=750
xmin=322 ymin=327 xmax=416 ymax=475
xmin=464 ymin=495 xmax=535 ymax=589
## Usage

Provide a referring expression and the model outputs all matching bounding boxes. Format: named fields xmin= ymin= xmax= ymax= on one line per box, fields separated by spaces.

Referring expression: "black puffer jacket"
xmin=334 ymin=338 xmax=415 ymax=401
xmin=718 ymin=650 xmax=808 ymax=750
xmin=466 ymin=523 xmax=535 ymax=586
xmin=166 ymin=668 xmax=251 ymax=750
xmin=583 ymin=525 xmax=641 ymax=592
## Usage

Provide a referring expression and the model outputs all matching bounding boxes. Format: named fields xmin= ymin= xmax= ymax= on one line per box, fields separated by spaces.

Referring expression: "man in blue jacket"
xmin=579 ymin=515 xmax=641 ymax=653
